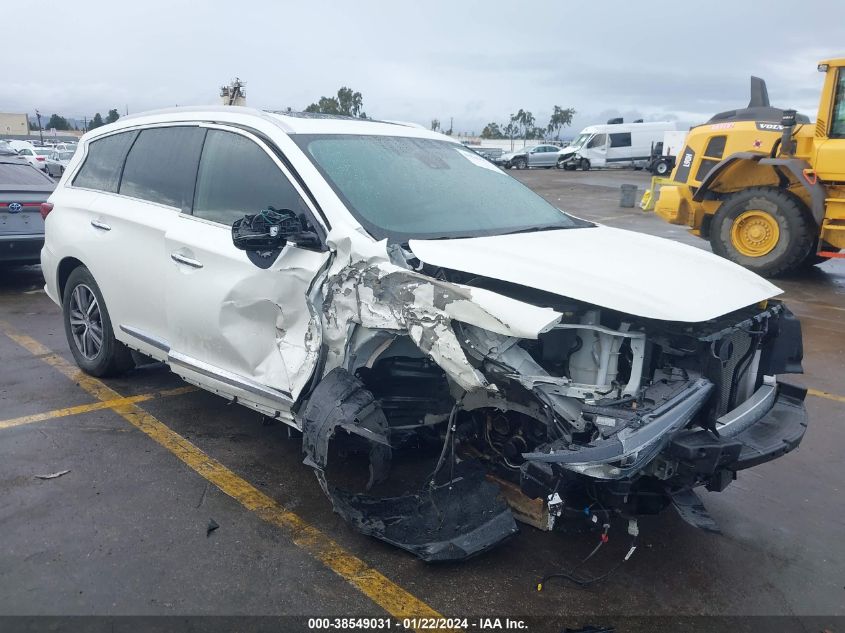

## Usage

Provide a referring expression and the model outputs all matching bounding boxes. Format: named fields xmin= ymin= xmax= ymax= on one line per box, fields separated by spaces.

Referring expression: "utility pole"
xmin=83 ymin=116 xmax=87 ymax=133
xmin=35 ymin=110 xmax=43 ymax=145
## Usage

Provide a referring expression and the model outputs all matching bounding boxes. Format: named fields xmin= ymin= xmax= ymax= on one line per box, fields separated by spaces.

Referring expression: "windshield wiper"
xmin=500 ymin=224 xmax=572 ymax=236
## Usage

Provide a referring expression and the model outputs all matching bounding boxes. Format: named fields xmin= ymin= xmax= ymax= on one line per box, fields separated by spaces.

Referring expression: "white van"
xmin=560 ymin=121 xmax=677 ymax=170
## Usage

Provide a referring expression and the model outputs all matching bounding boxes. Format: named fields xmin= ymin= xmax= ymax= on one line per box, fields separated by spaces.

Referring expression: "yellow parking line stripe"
xmin=0 ymin=321 xmax=446 ymax=625
xmin=0 ymin=386 xmax=196 ymax=430
xmin=807 ymin=388 xmax=845 ymax=404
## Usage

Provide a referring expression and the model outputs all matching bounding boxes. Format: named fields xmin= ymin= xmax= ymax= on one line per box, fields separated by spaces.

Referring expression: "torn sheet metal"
xmin=319 ymin=257 xmax=562 ymax=393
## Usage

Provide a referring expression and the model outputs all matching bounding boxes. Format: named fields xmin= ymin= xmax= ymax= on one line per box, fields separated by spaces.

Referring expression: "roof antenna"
xmin=748 ymin=76 xmax=770 ymax=108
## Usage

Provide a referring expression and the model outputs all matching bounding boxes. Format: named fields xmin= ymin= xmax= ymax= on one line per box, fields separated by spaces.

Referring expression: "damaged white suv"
xmin=42 ymin=107 xmax=808 ymax=561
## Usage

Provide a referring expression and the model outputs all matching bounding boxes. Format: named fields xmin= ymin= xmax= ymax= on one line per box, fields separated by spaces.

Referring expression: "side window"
xmin=829 ymin=70 xmax=845 ymax=138
xmin=587 ymin=134 xmax=606 ymax=149
xmin=119 ymin=127 xmax=205 ymax=210
xmin=73 ymin=131 xmax=137 ymax=193
xmin=193 ymin=129 xmax=309 ymax=226
xmin=609 ymin=133 xmax=631 ymax=148
xmin=703 ymin=135 xmax=727 ymax=158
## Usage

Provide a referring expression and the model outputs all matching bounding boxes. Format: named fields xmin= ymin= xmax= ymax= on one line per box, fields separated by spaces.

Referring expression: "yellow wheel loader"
xmin=655 ymin=58 xmax=845 ymax=277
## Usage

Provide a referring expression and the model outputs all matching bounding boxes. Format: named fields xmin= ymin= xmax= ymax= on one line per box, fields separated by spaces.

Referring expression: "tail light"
xmin=36 ymin=156 xmax=46 ymax=161
xmin=40 ymin=203 xmax=54 ymax=220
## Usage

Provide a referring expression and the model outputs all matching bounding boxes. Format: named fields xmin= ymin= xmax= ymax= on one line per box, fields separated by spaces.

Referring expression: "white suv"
xmin=42 ymin=107 xmax=808 ymax=561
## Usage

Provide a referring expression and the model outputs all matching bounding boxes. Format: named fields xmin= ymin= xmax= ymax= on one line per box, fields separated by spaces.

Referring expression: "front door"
xmin=581 ymin=134 xmax=608 ymax=167
xmin=164 ymin=126 xmax=330 ymax=413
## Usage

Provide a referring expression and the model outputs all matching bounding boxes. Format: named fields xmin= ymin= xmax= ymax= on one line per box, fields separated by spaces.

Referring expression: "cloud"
xmin=0 ymin=0 xmax=840 ymax=136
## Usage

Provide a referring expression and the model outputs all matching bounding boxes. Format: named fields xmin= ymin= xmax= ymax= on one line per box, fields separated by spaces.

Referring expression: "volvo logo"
xmin=7 ymin=202 xmax=23 ymax=213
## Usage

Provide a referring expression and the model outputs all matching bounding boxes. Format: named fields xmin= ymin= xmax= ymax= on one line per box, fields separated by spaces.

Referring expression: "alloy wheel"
xmin=68 ymin=284 xmax=103 ymax=360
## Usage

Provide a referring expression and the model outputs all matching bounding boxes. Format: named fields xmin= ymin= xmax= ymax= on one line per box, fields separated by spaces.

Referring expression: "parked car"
xmin=45 ymin=149 xmax=76 ymax=178
xmin=0 ymin=149 xmax=55 ymax=264
xmin=42 ymin=108 xmax=807 ymax=561
xmin=16 ymin=147 xmax=51 ymax=171
xmin=497 ymin=144 xmax=566 ymax=169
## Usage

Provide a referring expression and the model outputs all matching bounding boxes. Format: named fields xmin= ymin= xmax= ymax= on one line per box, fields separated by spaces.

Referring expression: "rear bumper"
xmin=0 ymin=234 xmax=44 ymax=263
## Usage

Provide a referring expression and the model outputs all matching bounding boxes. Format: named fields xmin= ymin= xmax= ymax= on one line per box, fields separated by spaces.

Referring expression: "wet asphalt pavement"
xmin=0 ymin=168 xmax=842 ymax=632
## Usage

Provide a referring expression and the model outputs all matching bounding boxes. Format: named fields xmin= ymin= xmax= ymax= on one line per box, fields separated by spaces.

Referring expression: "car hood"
xmin=408 ymin=226 xmax=782 ymax=322
xmin=558 ymin=146 xmax=578 ymax=156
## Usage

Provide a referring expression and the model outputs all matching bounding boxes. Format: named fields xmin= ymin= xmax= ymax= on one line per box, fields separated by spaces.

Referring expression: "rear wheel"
xmin=62 ymin=266 xmax=134 ymax=376
xmin=710 ymin=187 xmax=815 ymax=277
xmin=655 ymin=160 xmax=670 ymax=176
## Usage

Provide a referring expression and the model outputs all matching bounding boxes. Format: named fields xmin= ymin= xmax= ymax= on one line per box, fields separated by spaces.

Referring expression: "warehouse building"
xmin=0 ymin=112 xmax=30 ymax=136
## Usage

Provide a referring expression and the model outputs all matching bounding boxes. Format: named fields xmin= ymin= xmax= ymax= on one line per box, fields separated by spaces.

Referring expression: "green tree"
xmin=480 ymin=122 xmax=503 ymax=139
xmin=106 ymin=109 xmax=120 ymax=124
xmin=547 ymin=106 xmax=576 ymax=140
xmin=46 ymin=114 xmax=70 ymax=130
xmin=336 ymin=87 xmax=363 ymax=117
xmin=512 ymin=109 xmax=535 ymax=143
xmin=88 ymin=113 xmax=105 ymax=130
xmin=306 ymin=87 xmax=365 ymax=117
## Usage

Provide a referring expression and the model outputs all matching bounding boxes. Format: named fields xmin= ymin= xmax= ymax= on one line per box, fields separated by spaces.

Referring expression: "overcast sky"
xmin=3 ymin=1 xmax=842 ymax=135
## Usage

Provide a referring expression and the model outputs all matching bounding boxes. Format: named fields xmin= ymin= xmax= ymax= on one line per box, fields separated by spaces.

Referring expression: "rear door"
xmin=164 ymin=126 xmax=330 ymax=413
xmin=76 ymin=126 xmax=205 ymax=359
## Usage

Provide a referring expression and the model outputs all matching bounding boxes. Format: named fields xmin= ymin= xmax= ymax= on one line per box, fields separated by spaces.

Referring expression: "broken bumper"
xmin=667 ymin=381 xmax=808 ymax=476
xmin=524 ymin=380 xmax=808 ymax=488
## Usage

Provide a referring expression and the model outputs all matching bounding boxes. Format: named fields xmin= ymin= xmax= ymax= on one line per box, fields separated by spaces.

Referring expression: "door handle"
xmin=90 ymin=220 xmax=111 ymax=231
xmin=170 ymin=252 xmax=204 ymax=269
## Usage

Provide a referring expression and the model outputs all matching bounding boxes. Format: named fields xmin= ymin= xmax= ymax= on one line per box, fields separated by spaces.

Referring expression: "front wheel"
xmin=514 ymin=157 xmax=527 ymax=170
xmin=62 ymin=266 xmax=135 ymax=376
xmin=580 ymin=158 xmax=591 ymax=171
xmin=709 ymin=187 xmax=816 ymax=277
xmin=655 ymin=160 xmax=670 ymax=176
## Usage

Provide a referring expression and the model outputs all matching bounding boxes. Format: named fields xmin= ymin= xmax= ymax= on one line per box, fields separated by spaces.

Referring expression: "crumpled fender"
xmin=319 ymin=241 xmax=562 ymax=392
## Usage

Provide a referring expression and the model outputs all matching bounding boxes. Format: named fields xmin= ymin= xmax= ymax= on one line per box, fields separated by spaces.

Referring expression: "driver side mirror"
xmin=231 ymin=207 xmax=321 ymax=252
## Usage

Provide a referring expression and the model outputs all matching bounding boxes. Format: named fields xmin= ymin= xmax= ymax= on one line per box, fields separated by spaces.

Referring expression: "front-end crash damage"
xmin=297 ymin=239 xmax=808 ymax=562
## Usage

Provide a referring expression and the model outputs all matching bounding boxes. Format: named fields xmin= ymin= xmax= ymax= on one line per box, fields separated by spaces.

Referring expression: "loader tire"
xmin=710 ymin=187 xmax=815 ymax=278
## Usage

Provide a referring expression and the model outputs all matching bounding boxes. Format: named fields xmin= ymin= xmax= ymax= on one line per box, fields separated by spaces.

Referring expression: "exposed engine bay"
xmin=299 ymin=252 xmax=808 ymax=562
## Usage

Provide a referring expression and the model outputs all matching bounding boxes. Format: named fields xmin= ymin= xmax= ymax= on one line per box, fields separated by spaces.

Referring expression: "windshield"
xmin=35 ymin=149 xmax=52 ymax=156
xmin=567 ymin=133 xmax=592 ymax=150
xmin=293 ymin=134 xmax=587 ymax=241
xmin=58 ymin=151 xmax=74 ymax=160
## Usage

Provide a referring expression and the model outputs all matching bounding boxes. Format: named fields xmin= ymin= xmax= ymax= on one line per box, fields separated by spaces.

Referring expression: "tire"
xmin=62 ymin=266 xmax=134 ymax=377
xmin=655 ymin=160 xmax=670 ymax=176
xmin=709 ymin=187 xmax=816 ymax=278
xmin=580 ymin=158 xmax=591 ymax=171
xmin=514 ymin=157 xmax=527 ymax=170
xmin=563 ymin=163 xmax=576 ymax=171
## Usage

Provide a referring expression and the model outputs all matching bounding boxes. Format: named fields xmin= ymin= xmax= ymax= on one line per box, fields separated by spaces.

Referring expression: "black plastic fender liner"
xmin=301 ymin=368 xmax=518 ymax=562
xmin=301 ymin=367 xmax=392 ymax=489
xmin=326 ymin=462 xmax=519 ymax=563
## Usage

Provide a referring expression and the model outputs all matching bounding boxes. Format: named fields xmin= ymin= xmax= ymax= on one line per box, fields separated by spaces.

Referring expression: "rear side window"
xmin=704 ymin=135 xmax=727 ymax=158
xmin=0 ymin=163 xmax=52 ymax=186
xmin=73 ymin=131 xmax=137 ymax=193
xmin=192 ymin=129 xmax=309 ymax=226
xmin=609 ymin=132 xmax=631 ymax=148
xmin=119 ymin=127 xmax=205 ymax=211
